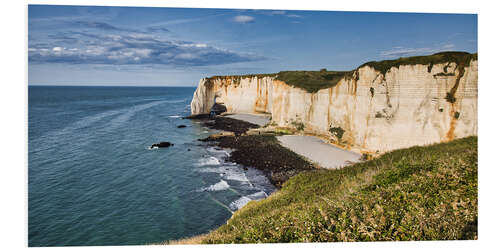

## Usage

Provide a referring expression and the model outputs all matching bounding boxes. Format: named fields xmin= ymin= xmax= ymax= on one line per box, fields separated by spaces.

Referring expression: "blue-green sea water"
xmin=28 ymin=86 xmax=275 ymax=246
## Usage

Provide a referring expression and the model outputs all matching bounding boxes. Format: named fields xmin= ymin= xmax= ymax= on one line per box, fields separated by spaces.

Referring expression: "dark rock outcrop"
xmin=150 ymin=142 xmax=174 ymax=149
xmin=203 ymin=116 xmax=259 ymax=136
xmin=211 ymin=103 xmax=227 ymax=115
xmin=183 ymin=113 xmax=211 ymax=120
xmin=204 ymin=135 xmax=317 ymax=188
xmin=177 ymin=125 xmax=187 ymax=128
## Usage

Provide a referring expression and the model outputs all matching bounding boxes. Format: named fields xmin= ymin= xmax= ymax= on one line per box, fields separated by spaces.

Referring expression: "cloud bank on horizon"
xmin=29 ymin=28 xmax=265 ymax=66
xmin=28 ymin=6 xmax=477 ymax=86
xmin=29 ymin=17 xmax=266 ymax=66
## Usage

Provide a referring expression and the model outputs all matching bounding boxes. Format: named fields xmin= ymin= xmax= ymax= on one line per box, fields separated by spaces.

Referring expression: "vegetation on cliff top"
xmin=207 ymin=73 xmax=278 ymax=81
xmin=360 ymin=51 xmax=477 ymax=75
xmin=276 ymin=70 xmax=354 ymax=93
xmin=206 ymin=51 xmax=477 ymax=93
xmin=191 ymin=136 xmax=477 ymax=243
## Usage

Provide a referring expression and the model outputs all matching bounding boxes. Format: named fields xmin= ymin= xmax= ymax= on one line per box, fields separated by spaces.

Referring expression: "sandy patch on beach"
xmin=277 ymin=135 xmax=362 ymax=169
xmin=225 ymin=113 xmax=270 ymax=127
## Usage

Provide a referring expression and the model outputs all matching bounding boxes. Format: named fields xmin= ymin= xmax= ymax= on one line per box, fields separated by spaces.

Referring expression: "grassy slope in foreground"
xmin=200 ymin=136 xmax=477 ymax=243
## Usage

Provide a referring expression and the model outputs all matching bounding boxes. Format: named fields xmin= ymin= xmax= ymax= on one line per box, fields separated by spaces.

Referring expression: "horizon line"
xmin=27 ymin=84 xmax=198 ymax=87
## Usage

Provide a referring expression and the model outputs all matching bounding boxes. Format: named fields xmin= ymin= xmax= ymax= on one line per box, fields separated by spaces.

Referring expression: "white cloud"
xmin=180 ymin=43 xmax=208 ymax=48
xmin=270 ymin=10 xmax=286 ymax=15
xmin=175 ymin=53 xmax=199 ymax=60
xmin=233 ymin=15 xmax=255 ymax=24
xmin=132 ymin=49 xmax=152 ymax=58
xmin=380 ymin=47 xmax=434 ymax=57
xmin=379 ymin=44 xmax=456 ymax=58
xmin=263 ymin=10 xmax=302 ymax=18
xmin=443 ymin=44 xmax=455 ymax=49
xmin=29 ymin=29 xmax=266 ymax=66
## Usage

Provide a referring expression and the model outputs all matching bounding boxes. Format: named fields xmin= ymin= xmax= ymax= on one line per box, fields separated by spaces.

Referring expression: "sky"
xmin=28 ymin=5 xmax=477 ymax=86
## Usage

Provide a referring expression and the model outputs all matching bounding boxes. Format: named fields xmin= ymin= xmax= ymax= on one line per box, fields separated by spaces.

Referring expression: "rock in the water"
xmin=150 ymin=142 xmax=174 ymax=149
xmin=177 ymin=125 xmax=187 ymax=128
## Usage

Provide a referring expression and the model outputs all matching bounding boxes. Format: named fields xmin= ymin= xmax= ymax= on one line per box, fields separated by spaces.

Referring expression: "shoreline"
xmin=188 ymin=112 xmax=366 ymax=188
xmin=159 ymin=113 xmax=321 ymax=244
xmin=159 ymin=114 xmax=478 ymax=244
xmin=190 ymin=113 xmax=320 ymax=188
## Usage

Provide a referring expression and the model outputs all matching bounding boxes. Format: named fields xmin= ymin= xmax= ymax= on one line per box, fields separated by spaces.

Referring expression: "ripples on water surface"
xmin=28 ymin=86 xmax=275 ymax=246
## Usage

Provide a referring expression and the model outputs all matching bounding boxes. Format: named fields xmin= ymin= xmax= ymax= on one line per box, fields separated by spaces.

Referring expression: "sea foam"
xmin=196 ymin=156 xmax=221 ymax=166
xmin=196 ymin=164 xmax=248 ymax=183
xmin=200 ymin=180 xmax=230 ymax=192
xmin=207 ymin=147 xmax=230 ymax=157
xmin=248 ymin=191 xmax=268 ymax=199
xmin=229 ymin=191 xmax=268 ymax=211
xmin=224 ymin=172 xmax=249 ymax=182
xmin=229 ymin=196 xmax=252 ymax=211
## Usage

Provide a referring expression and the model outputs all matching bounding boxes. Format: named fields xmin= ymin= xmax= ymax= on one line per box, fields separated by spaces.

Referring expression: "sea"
xmin=28 ymin=86 xmax=275 ymax=246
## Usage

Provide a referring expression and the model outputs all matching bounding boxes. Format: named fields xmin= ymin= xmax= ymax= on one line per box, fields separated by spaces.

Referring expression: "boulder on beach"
xmin=211 ymin=103 xmax=227 ymax=116
xmin=150 ymin=142 xmax=174 ymax=149
xmin=183 ymin=113 xmax=211 ymax=120
xmin=198 ymin=131 xmax=236 ymax=141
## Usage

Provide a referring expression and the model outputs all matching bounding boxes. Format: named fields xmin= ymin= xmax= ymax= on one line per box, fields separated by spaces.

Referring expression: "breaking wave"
xmin=229 ymin=191 xmax=268 ymax=211
xmin=199 ymin=180 xmax=230 ymax=192
xmin=229 ymin=196 xmax=252 ymax=211
xmin=195 ymin=156 xmax=221 ymax=166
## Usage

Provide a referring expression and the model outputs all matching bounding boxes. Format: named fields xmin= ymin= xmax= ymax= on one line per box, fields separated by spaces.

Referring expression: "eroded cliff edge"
xmin=191 ymin=52 xmax=478 ymax=154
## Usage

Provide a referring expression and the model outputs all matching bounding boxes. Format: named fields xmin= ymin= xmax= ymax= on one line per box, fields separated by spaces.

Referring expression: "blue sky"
xmin=28 ymin=5 xmax=477 ymax=86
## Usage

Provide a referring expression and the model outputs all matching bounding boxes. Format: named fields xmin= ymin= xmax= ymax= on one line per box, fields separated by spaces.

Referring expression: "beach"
xmin=225 ymin=113 xmax=271 ymax=127
xmin=194 ymin=113 xmax=362 ymax=186
xmin=277 ymin=135 xmax=361 ymax=169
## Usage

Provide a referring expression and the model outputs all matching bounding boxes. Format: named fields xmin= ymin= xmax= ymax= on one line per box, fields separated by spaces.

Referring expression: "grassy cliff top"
xmin=197 ymin=136 xmax=477 ymax=243
xmin=359 ymin=51 xmax=478 ymax=75
xmin=275 ymin=70 xmax=354 ymax=93
xmin=206 ymin=51 xmax=477 ymax=93
xmin=206 ymin=73 xmax=278 ymax=81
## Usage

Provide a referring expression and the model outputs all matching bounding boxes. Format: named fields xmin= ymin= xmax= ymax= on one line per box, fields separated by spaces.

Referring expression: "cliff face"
xmin=191 ymin=60 xmax=478 ymax=153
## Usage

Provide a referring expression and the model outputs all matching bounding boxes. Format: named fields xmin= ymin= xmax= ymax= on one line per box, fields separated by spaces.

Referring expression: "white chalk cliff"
xmin=191 ymin=58 xmax=478 ymax=154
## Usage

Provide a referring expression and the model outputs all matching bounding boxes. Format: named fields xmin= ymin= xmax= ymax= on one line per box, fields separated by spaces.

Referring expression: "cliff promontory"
xmin=191 ymin=52 xmax=478 ymax=153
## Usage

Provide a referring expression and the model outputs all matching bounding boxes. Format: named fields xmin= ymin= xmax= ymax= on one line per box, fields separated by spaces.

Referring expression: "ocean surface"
xmin=28 ymin=86 xmax=275 ymax=246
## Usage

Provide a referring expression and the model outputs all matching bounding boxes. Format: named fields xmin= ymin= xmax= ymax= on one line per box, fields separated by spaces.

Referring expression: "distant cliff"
xmin=191 ymin=52 xmax=478 ymax=153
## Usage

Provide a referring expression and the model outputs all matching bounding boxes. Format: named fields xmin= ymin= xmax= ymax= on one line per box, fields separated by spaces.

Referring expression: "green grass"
xmin=290 ymin=119 xmax=305 ymax=131
xmin=201 ymin=136 xmax=478 ymax=243
xmin=206 ymin=73 xmax=278 ymax=83
xmin=329 ymin=126 xmax=345 ymax=142
xmin=204 ymin=73 xmax=278 ymax=89
xmin=274 ymin=127 xmax=293 ymax=135
xmin=276 ymin=70 xmax=354 ymax=93
xmin=360 ymin=51 xmax=477 ymax=75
